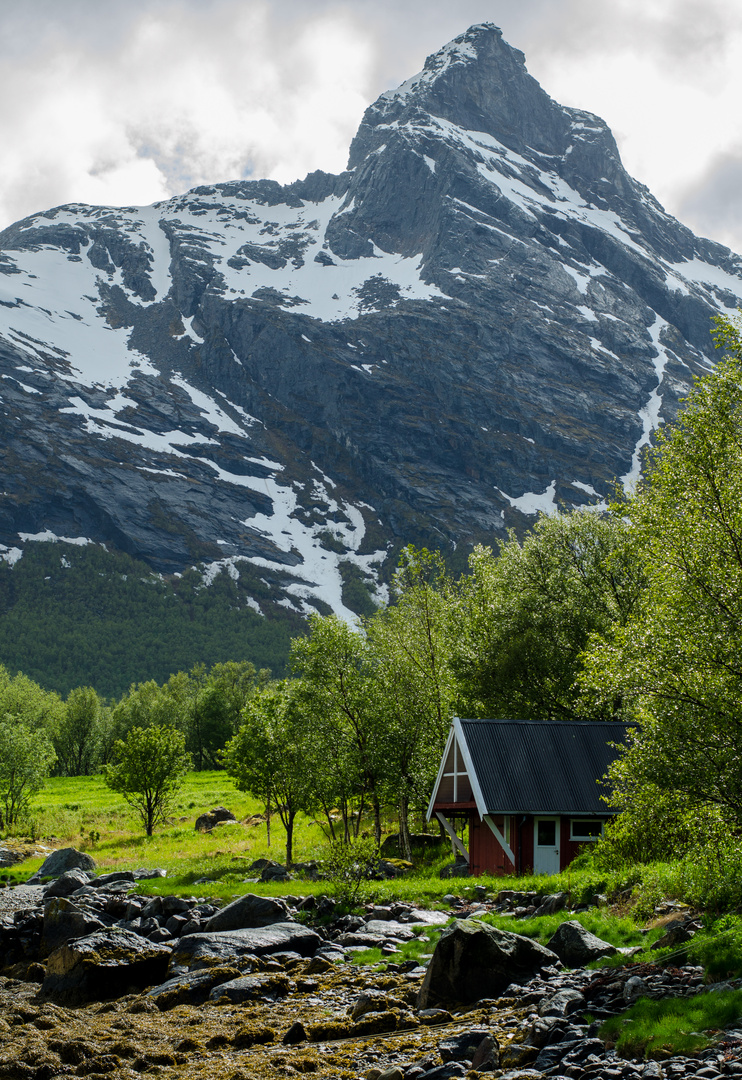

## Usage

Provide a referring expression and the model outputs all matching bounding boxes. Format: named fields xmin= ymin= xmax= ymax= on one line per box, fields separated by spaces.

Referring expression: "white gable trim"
xmin=426 ymin=718 xmax=489 ymax=822
xmin=426 ymin=725 xmax=456 ymax=820
xmin=452 ymin=717 xmax=488 ymax=819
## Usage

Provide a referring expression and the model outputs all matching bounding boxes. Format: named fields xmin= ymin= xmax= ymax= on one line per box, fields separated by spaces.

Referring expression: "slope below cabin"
xmin=427 ymin=718 xmax=630 ymax=876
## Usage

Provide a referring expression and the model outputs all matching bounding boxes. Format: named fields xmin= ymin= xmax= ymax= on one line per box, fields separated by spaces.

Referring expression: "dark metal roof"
xmin=458 ymin=718 xmax=630 ymax=815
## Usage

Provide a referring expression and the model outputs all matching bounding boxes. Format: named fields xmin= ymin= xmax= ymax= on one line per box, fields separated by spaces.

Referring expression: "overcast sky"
xmin=3 ymin=0 xmax=742 ymax=252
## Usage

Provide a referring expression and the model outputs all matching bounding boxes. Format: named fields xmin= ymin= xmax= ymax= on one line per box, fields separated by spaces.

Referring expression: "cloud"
xmin=677 ymin=149 xmax=742 ymax=251
xmin=0 ymin=0 xmax=378 ymax=225
xmin=1 ymin=0 xmax=742 ymax=255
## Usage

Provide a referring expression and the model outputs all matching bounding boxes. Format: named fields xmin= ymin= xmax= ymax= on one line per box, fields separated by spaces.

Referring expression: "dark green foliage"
xmin=0 ymin=542 xmax=303 ymax=697
xmin=338 ymin=560 xmax=378 ymax=617
xmin=104 ymin=725 xmax=191 ymax=836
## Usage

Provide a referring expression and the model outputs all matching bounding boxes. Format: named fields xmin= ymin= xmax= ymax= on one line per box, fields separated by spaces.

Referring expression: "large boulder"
xmin=204 ymin=893 xmax=289 ymax=932
xmin=40 ymin=928 xmax=171 ymax=1004
xmin=41 ymin=897 xmax=107 ymax=956
xmin=28 ymin=848 xmax=96 ymax=883
xmin=545 ymin=920 xmax=617 ymax=966
xmin=417 ymin=920 xmax=558 ymax=1008
xmin=147 ymin=965 xmax=241 ymax=1009
xmin=168 ymin=923 xmax=321 ymax=973
xmin=195 ymin=807 xmax=237 ymax=832
xmin=43 ymin=867 xmax=94 ymax=898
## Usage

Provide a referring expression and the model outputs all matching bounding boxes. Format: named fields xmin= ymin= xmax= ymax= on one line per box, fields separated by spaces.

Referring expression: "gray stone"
xmin=28 ymin=848 xmax=96 ymax=883
xmin=43 ymin=868 xmax=93 ymax=898
xmin=417 ymin=919 xmax=559 ymax=1008
xmin=351 ymin=990 xmax=389 ymax=1020
xmin=532 ymin=892 xmax=568 ymax=917
xmin=40 ymin=927 xmax=172 ymax=1004
xmin=439 ymin=1029 xmax=490 ymax=1063
xmin=283 ymin=1021 xmax=307 ymax=1045
xmin=93 ymin=871 xmax=136 ymax=887
xmin=195 ymin=806 xmax=236 ymax=832
xmin=41 ymin=896 xmax=106 ymax=955
xmin=147 ymin=965 xmax=241 ymax=1009
xmin=362 ymin=919 xmax=416 ymax=940
xmin=538 ymin=988 xmax=586 ymax=1017
xmin=398 ymin=908 xmax=451 ymax=926
xmin=208 ymin=973 xmax=290 ymax=1003
xmin=470 ymin=1034 xmax=500 ymax=1072
xmin=534 ymin=1039 xmax=581 ymax=1071
xmin=545 ymin=920 xmax=618 ymax=966
xmin=204 ymin=892 xmax=290 ymax=932
xmin=168 ymin=923 xmax=321 ymax=973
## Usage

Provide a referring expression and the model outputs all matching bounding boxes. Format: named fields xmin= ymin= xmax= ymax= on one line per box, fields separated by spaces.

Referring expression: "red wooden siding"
xmin=469 ymin=813 xmax=515 ymax=876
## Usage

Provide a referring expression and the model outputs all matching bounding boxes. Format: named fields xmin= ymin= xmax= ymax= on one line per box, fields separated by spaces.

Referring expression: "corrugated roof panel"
xmin=458 ymin=719 xmax=629 ymax=815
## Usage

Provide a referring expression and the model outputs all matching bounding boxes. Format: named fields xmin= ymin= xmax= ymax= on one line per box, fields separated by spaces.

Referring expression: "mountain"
xmin=1 ymin=23 xmax=741 ymax=693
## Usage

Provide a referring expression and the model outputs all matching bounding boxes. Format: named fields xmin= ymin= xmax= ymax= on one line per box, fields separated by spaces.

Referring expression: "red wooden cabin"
xmin=427 ymin=718 xmax=630 ymax=876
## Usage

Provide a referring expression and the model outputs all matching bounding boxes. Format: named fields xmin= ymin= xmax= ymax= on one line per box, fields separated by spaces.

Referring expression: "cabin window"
xmin=570 ymin=819 xmax=604 ymax=840
xmin=537 ymin=819 xmax=556 ymax=846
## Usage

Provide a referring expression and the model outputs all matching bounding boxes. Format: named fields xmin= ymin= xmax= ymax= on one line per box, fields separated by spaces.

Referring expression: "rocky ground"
xmin=0 ymin=850 xmax=740 ymax=1080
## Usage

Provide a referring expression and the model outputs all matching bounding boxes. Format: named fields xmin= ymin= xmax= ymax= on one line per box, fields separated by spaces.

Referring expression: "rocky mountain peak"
xmin=1 ymin=23 xmax=742 ymax=681
xmin=350 ymin=23 xmax=575 ymax=164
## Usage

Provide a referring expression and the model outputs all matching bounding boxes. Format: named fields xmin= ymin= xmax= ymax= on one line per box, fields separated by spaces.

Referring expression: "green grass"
xmin=477 ymin=908 xmax=663 ymax=957
xmin=11 ymin=772 xmax=457 ymax=902
xmin=600 ymin=990 xmax=742 ymax=1059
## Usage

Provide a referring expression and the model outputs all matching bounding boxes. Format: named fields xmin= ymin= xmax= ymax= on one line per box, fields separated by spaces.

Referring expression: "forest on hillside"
xmin=2 ymin=311 xmax=742 ymax=886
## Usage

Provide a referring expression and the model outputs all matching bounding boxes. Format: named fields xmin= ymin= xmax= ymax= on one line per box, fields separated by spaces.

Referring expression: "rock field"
xmin=0 ymin=849 xmax=740 ymax=1080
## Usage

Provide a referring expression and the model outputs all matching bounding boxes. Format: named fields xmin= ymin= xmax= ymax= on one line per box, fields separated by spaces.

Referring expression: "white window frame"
xmin=570 ymin=818 xmax=604 ymax=841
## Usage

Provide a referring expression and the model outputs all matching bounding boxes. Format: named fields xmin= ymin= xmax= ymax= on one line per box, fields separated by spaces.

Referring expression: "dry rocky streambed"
xmin=0 ymin=849 xmax=740 ymax=1080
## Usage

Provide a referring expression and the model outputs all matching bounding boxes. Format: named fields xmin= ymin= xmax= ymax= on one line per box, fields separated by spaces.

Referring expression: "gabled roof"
xmin=429 ymin=718 xmax=630 ymax=818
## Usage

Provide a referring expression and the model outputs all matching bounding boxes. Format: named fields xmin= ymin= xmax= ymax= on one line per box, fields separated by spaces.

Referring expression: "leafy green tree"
xmin=583 ymin=311 xmax=742 ymax=820
xmin=54 ymin=686 xmax=107 ymax=775
xmin=198 ymin=661 xmax=265 ymax=768
xmin=222 ymin=681 xmax=313 ymax=863
xmin=451 ymin=510 xmax=642 ymax=721
xmin=103 ymin=726 xmax=191 ymax=835
xmin=291 ymin=615 xmax=386 ymax=842
xmin=0 ymin=665 xmax=64 ymax=736
xmin=110 ymin=680 xmax=184 ymax=742
xmin=0 ymin=719 xmax=56 ymax=830
xmin=366 ymin=547 xmax=456 ymax=857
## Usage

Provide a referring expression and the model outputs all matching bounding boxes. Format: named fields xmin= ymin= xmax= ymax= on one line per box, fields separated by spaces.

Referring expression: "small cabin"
xmin=427 ymin=718 xmax=630 ymax=876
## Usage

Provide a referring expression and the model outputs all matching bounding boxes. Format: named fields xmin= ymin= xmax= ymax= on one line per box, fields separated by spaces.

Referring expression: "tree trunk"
xmin=353 ymin=793 xmax=365 ymax=838
xmin=372 ymin=792 xmax=382 ymax=846
xmin=398 ymin=794 xmax=412 ymax=860
xmin=285 ymin=811 xmax=295 ymax=865
xmin=266 ymin=791 xmax=271 ymax=847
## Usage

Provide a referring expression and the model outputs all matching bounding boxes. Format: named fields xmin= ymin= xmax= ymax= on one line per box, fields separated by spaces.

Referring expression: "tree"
xmin=365 ymin=547 xmax=456 ymax=857
xmin=583 ymin=311 xmax=742 ymax=819
xmin=103 ymin=726 xmax=191 ymax=835
xmin=0 ymin=719 xmax=56 ymax=830
xmin=54 ymin=686 xmax=108 ymax=775
xmin=222 ymin=681 xmax=313 ymax=864
xmin=450 ymin=510 xmax=642 ymax=722
xmin=291 ymin=615 xmax=386 ymax=842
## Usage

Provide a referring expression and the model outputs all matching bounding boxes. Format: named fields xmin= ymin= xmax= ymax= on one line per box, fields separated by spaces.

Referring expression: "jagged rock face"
xmin=1 ymin=22 xmax=741 ymax=619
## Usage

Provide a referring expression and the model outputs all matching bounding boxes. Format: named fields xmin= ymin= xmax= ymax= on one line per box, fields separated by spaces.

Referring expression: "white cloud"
xmin=1 ymin=0 xmax=742 ymax=253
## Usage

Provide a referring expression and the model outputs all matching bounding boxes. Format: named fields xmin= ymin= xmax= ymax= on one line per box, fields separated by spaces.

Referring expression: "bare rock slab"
xmin=204 ymin=892 xmax=289 ymax=932
xmin=41 ymin=928 xmax=172 ymax=1004
xmin=169 ymin=923 xmax=321 ymax=973
xmin=417 ymin=919 xmax=558 ymax=1008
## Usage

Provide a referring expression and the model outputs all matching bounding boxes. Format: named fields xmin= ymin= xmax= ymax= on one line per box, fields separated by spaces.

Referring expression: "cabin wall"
xmin=468 ymin=814 xmax=516 ymax=876
xmin=560 ymin=826 xmax=604 ymax=870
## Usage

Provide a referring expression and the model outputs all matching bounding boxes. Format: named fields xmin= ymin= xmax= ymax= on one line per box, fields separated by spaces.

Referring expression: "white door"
xmin=533 ymin=817 xmax=560 ymax=875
